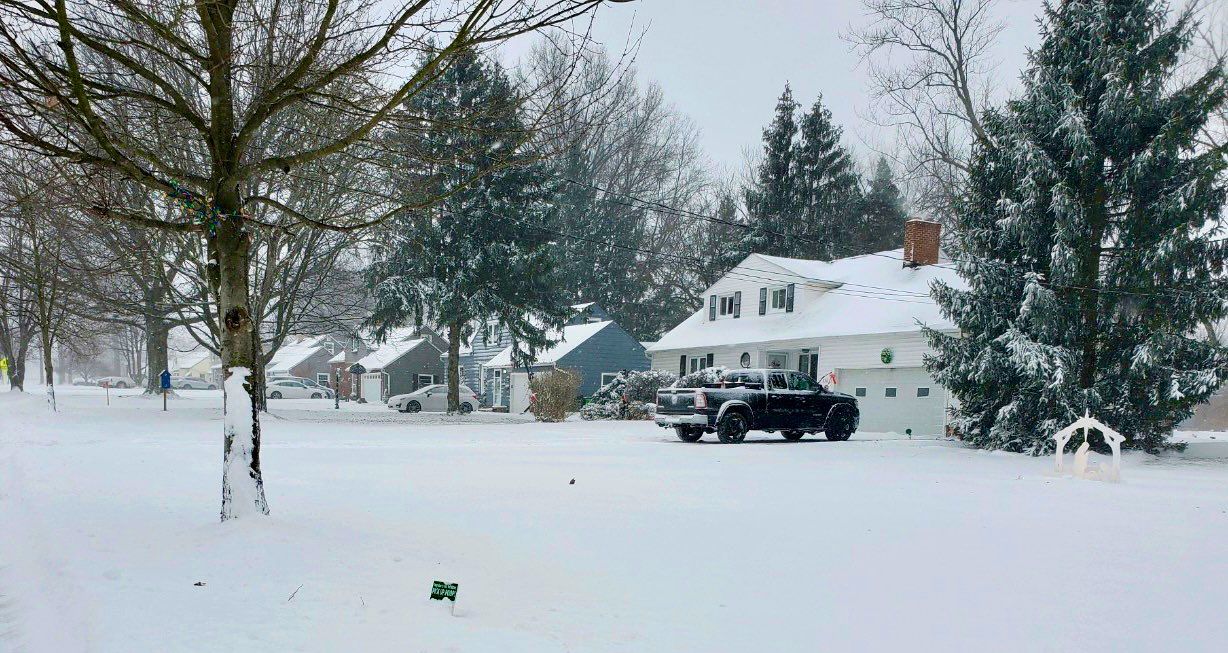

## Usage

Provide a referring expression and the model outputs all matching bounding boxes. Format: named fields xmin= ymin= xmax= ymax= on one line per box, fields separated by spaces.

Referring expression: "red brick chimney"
xmin=903 ymin=219 xmax=941 ymax=267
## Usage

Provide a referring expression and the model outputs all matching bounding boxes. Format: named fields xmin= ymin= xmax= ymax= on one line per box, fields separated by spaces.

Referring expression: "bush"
xmin=672 ymin=366 xmax=729 ymax=388
xmin=529 ymin=368 xmax=581 ymax=422
xmin=581 ymin=369 xmax=677 ymax=420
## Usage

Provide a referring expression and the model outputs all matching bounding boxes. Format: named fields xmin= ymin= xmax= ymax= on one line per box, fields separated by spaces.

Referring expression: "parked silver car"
xmin=388 ymin=384 xmax=479 ymax=413
xmin=266 ymin=378 xmax=333 ymax=399
xmin=170 ymin=376 xmax=217 ymax=390
xmin=96 ymin=375 xmax=136 ymax=389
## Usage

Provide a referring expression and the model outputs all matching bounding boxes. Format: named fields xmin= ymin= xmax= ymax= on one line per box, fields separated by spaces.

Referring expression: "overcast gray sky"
xmin=503 ymin=0 xmax=1047 ymax=174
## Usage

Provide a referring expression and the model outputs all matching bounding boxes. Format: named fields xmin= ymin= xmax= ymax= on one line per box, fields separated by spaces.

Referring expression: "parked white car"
xmin=266 ymin=378 xmax=332 ymax=399
xmin=388 ymin=384 xmax=479 ymax=414
xmin=170 ymin=376 xmax=216 ymax=390
xmin=96 ymin=376 xmax=137 ymax=389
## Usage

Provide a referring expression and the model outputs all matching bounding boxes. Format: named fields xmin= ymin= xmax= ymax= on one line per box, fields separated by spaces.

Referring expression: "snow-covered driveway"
xmin=2 ymin=387 xmax=1226 ymax=652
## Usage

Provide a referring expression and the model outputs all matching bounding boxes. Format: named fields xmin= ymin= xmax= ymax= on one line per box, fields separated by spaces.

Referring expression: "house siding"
xmin=556 ymin=322 xmax=649 ymax=395
xmin=383 ymin=341 xmax=447 ymax=397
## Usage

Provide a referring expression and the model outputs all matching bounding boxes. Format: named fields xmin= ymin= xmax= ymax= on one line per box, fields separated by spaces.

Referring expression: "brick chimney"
xmin=903 ymin=219 xmax=941 ymax=268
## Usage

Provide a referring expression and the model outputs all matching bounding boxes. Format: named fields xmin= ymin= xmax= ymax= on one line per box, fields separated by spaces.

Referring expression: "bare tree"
xmin=846 ymin=0 xmax=1005 ymax=222
xmin=0 ymin=0 xmax=620 ymax=520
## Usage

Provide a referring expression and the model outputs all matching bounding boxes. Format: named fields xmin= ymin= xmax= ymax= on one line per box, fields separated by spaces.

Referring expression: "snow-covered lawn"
xmin=2 ymin=386 xmax=1227 ymax=652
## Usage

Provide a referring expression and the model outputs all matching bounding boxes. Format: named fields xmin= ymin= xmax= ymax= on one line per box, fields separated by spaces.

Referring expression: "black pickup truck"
xmin=655 ymin=369 xmax=859 ymax=443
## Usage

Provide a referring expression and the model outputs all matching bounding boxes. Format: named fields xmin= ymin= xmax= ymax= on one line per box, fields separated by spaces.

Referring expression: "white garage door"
xmin=360 ymin=373 xmax=383 ymax=404
xmin=836 ymin=367 xmax=946 ymax=438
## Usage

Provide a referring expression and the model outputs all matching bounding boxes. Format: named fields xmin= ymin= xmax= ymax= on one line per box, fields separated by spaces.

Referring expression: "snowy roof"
xmin=328 ymin=350 xmax=347 ymax=364
xmin=648 ymin=250 xmax=962 ymax=352
xmin=485 ymin=320 xmax=614 ymax=368
xmin=173 ymin=349 xmax=213 ymax=370
xmin=267 ymin=336 xmax=331 ymax=373
xmin=355 ymin=330 xmax=428 ymax=370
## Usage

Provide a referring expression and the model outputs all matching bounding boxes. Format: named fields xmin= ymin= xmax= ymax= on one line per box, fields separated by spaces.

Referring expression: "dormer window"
xmin=768 ymin=286 xmax=788 ymax=313
xmin=709 ymin=291 xmax=741 ymax=320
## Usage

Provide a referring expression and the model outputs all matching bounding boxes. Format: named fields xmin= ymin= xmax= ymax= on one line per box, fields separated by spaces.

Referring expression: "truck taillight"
xmin=694 ymin=391 xmax=707 ymax=409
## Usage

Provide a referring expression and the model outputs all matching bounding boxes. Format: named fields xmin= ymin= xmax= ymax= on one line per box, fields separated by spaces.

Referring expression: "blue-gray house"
xmin=478 ymin=303 xmax=648 ymax=409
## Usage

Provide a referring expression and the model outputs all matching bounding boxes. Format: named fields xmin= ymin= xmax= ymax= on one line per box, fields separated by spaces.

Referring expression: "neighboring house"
xmin=173 ymin=350 xmax=218 ymax=380
xmin=647 ymin=219 xmax=961 ymax=438
xmin=483 ymin=303 xmax=648 ymax=411
xmin=266 ymin=335 xmax=344 ymax=387
xmin=353 ymin=328 xmax=448 ymax=403
xmin=451 ymin=303 xmax=615 ymax=407
xmin=328 ymin=338 xmax=374 ymax=400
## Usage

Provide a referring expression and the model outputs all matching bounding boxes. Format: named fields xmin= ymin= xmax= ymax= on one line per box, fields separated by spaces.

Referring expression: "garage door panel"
xmin=836 ymin=367 xmax=945 ymax=437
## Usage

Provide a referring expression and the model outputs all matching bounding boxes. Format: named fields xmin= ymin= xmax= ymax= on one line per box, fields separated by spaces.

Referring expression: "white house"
xmin=647 ymin=219 xmax=961 ymax=437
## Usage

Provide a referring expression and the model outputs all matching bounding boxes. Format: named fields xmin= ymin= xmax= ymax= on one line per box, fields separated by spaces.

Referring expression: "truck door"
xmin=787 ymin=371 xmax=824 ymax=429
xmin=766 ymin=371 xmax=797 ymax=428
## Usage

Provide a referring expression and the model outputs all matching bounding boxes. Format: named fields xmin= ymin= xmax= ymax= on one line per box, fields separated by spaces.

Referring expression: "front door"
xmin=492 ymin=369 xmax=505 ymax=406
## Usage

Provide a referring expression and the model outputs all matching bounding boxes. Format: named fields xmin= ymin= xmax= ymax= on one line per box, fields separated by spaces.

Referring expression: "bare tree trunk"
xmin=7 ymin=358 xmax=24 ymax=391
xmin=251 ymin=328 xmax=267 ymax=412
xmin=447 ymin=321 xmax=462 ymax=413
xmin=217 ymin=209 xmax=268 ymax=520
xmin=145 ymin=310 xmax=169 ymax=394
xmin=40 ymin=329 xmax=55 ymax=411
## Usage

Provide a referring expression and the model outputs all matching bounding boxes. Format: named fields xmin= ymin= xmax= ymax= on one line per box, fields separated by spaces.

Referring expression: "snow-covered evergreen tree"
xmin=793 ymin=95 xmax=863 ymax=259
xmin=858 ymin=157 xmax=907 ymax=252
xmin=925 ymin=0 xmax=1228 ymax=453
xmin=366 ymin=49 xmax=570 ymax=412
xmin=743 ymin=84 xmax=800 ymax=256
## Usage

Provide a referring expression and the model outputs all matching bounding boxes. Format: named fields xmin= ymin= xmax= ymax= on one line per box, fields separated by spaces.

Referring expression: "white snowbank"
xmin=1 ymin=388 xmax=1226 ymax=651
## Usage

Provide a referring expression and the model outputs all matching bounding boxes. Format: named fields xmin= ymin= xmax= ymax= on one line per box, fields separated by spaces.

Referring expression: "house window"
xmin=717 ymin=293 xmax=737 ymax=317
xmin=766 ymin=352 xmax=788 ymax=369
xmin=316 ymin=373 xmax=330 ymax=387
xmin=417 ymin=374 xmax=434 ymax=387
xmin=885 ymin=387 xmax=897 ymax=398
xmin=601 ymin=372 xmax=619 ymax=387
xmin=688 ymin=356 xmax=706 ymax=373
xmin=769 ymin=286 xmax=787 ymax=312
xmin=855 ymin=387 xmax=867 ymax=397
xmin=917 ymin=387 xmax=930 ymax=397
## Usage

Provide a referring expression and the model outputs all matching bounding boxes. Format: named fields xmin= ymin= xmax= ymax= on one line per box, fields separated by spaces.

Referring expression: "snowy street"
xmin=2 ymin=387 xmax=1226 ymax=652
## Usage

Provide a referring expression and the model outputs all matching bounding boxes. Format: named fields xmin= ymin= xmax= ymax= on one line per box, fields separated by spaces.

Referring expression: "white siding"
xmin=651 ymin=330 xmax=947 ymax=375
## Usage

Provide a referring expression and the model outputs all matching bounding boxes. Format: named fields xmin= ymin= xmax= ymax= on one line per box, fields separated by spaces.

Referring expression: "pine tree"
xmin=366 ymin=49 xmax=570 ymax=412
xmin=925 ymin=0 xmax=1228 ymax=453
xmin=858 ymin=157 xmax=907 ymax=252
xmin=793 ymin=96 xmax=863 ymax=259
xmin=743 ymin=84 xmax=799 ymax=256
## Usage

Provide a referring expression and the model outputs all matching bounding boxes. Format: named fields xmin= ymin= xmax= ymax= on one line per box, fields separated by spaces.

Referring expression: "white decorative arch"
xmin=1052 ymin=411 xmax=1127 ymax=482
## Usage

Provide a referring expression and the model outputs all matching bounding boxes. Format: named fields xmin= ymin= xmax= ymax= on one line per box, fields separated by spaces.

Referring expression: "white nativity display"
xmin=1051 ymin=412 xmax=1126 ymax=482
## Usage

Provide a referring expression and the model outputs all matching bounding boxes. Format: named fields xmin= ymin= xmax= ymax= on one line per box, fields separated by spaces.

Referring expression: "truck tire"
xmin=674 ymin=426 xmax=704 ymax=442
xmin=781 ymin=430 xmax=804 ymax=441
xmin=716 ymin=411 xmax=749 ymax=444
xmin=825 ymin=405 xmax=856 ymax=441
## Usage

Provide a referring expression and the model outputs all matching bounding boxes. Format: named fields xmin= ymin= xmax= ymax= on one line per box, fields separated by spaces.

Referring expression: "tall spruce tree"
xmin=367 ymin=49 xmax=569 ymax=412
xmin=858 ymin=157 xmax=908 ymax=252
xmin=743 ymin=84 xmax=800 ymax=256
xmin=925 ymin=0 xmax=1228 ymax=453
xmin=793 ymin=96 xmax=863 ymax=259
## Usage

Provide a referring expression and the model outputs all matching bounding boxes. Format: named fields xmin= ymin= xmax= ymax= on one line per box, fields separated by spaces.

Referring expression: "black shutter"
xmin=786 ymin=283 xmax=795 ymax=312
xmin=679 ymin=354 xmax=687 ymax=377
xmin=759 ymin=287 xmax=767 ymax=315
xmin=732 ymin=291 xmax=741 ymax=318
xmin=709 ymin=294 xmax=717 ymax=321
xmin=706 ymin=353 xmax=714 ymax=369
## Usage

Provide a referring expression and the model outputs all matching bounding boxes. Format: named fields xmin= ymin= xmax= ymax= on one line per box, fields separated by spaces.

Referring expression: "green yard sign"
xmin=430 ymin=581 xmax=458 ymax=602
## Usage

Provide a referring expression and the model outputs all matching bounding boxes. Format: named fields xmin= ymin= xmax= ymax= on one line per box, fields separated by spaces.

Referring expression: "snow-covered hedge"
xmin=671 ymin=366 xmax=729 ymax=389
xmin=530 ymin=368 xmax=581 ymax=422
xmin=580 ymin=369 xmax=677 ymax=421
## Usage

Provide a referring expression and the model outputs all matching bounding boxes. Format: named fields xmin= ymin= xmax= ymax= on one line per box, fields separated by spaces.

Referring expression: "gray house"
xmin=482 ymin=303 xmax=648 ymax=410
xmin=354 ymin=328 xmax=448 ymax=403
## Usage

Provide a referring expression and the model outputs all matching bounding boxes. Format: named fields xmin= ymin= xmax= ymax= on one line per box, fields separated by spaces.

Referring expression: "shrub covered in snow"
xmin=581 ymin=369 xmax=677 ymax=420
xmin=672 ymin=366 xmax=729 ymax=389
xmin=529 ymin=368 xmax=581 ymax=422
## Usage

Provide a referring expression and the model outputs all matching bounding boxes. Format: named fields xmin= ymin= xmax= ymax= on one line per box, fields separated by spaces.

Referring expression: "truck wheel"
xmin=782 ymin=430 xmax=804 ymax=441
xmin=716 ymin=412 xmax=748 ymax=444
xmin=674 ymin=426 xmax=704 ymax=442
xmin=825 ymin=405 xmax=856 ymax=441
